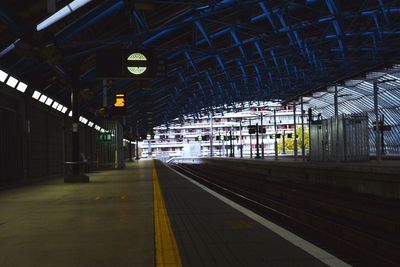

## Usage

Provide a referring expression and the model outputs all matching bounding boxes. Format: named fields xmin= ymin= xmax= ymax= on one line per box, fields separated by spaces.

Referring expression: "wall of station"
xmin=0 ymin=84 xmax=99 ymax=184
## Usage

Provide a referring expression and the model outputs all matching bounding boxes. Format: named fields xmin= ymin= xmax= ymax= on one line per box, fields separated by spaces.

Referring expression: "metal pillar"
xmin=282 ymin=130 xmax=286 ymax=154
xmin=229 ymin=126 xmax=234 ymax=157
xmin=219 ymin=130 xmax=222 ymax=157
xmin=301 ymin=97 xmax=305 ymax=161
xmin=274 ymin=109 xmax=278 ymax=160
xmin=373 ymin=80 xmax=381 ymax=161
xmin=334 ymin=84 xmax=338 ymax=117
xmin=261 ymin=113 xmax=264 ymax=158
xmin=239 ymin=119 xmax=243 ymax=158
xmin=381 ymin=114 xmax=385 ymax=155
xmin=210 ymin=111 xmax=213 ymax=157
xmin=308 ymin=108 xmax=312 ymax=161
xmin=249 ymin=119 xmax=253 ymax=158
xmin=255 ymin=123 xmax=260 ymax=158
xmin=147 ymin=139 xmax=151 ymax=158
xmin=293 ymin=102 xmax=298 ymax=160
xmin=128 ymin=142 xmax=133 ymax=162
xmin=334 ymin=84 xmax=340 ymax=162
xmin=65 ymin=67 xmax=89 ymax=183
xmin=135 ymin=140 xmax=140 ymax=159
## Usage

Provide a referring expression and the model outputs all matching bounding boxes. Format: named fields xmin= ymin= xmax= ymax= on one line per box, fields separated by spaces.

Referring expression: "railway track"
xmin=169 ymin=163 xmax=400 ymax=267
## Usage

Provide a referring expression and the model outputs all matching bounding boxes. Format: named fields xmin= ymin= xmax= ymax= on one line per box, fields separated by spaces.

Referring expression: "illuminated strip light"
xmin=88 ymin=121 xmax=94 ymax=127
xmin=57 ymin=104 xmax=63 ymax=111
xmin=6 ymin=76 xmax=18 ymax=88
xmin=0 ymin=69 xmax=8 ymax=82
xmin=39 ymin=94 xmax=48 ymax=103
xmin=61 ymin=107 xmax=68 ymax=114
xmin=16 ymin=82 xmax=28 ymax=93
xmin=52 ymin=101 xmax=60 ymax=109
xmin=36 ymin=0 xmax=92 ymax=31
xmin=79 ymin=116 xmax=88 ymax=124
xmin=68 ymin=111 xmax=73 ymax=117
xmin=32 ymin=90 xmax=41 ymax=100
xmin=45 ymin=97 xmax=53 ymax=106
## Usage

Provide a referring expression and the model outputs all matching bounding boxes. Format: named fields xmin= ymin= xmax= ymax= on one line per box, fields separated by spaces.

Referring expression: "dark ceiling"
xmin=1 ymin=0 xmax=400 ymax=136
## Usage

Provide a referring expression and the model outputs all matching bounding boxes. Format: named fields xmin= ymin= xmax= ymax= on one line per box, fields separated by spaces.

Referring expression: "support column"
xmin=65 ymin=67 xmax=89 ymax=183
xmin=261 ymin=112 xmax=264 ymax=159
xmin=334 ymin=84 xmax=338 ymax=117
xmin=381 ymin=114 xmax=385 ymax=155
xmin=373 ymin=80 xmax=381 ymax=161
xmin=274 ymin=109 xmax=278 ymax=160
xmin=229 ymin=126 xmax=234 ymax=157
xmin=135 ymin=139 xmax=140 ymax=159
xmin=334 ymin=84 xmax=340 ymax=161
xmin=255 ymin=123 xmax=260 ymax=158
xmin=301 ymin=97 xmax=305 ymax=161
xmin=249 ymin=119 xmax=253 ymax=158
xmin=308 ymin=108 xmax=313 ymax=161
xmin=128 ymin=141 xmax=133 ymax=162
xmin=239 ymin=119 xmax=243 ymax=158
xmin=210 ymin=112 xmax=213 ymax=157
xmin=293 ymin=102 xmax=298 ymax=160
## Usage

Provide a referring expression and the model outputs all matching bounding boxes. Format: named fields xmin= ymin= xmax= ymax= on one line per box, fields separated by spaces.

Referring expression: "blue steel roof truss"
xmin=1 ymin=1 xmax=400 ymax=135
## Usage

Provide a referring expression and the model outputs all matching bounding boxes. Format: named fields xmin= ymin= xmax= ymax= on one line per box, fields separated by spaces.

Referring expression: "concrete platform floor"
xmin=0 ymin=161 xmax=154 ymax=267
xmin=0 ymin=160 xmax=350 ymax=267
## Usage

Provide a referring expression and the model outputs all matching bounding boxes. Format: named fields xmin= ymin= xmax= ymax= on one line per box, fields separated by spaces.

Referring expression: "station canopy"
xmin=0 ymin=0 xmax=400 ymax=135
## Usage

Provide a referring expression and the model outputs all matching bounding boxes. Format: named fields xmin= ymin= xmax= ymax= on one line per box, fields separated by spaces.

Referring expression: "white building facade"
xmin=140 ymin=104 xmax=307 ymax=159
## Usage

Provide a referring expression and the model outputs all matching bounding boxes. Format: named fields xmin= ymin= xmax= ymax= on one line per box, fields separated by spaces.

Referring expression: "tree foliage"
xmin=277 ymin=127 xmax=309 ymax=154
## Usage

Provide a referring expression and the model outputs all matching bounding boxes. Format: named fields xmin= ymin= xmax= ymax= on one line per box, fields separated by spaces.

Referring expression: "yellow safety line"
xmin=152 ymin=160 xmax=182 ymax=267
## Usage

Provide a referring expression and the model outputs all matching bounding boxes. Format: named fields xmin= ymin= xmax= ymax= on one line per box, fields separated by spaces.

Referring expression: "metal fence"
xmin=310 ymin=114 xmax=369 ymax=161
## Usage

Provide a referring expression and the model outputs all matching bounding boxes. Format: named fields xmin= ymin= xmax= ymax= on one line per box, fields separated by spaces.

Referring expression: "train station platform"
xmin=0 ymin=160 xmax=349 ymax=267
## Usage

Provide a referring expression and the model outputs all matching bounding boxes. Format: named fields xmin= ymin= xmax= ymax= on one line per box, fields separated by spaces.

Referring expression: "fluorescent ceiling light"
xmin=88 ymin=121 xmax=94 ymax=127
xmin=36 ymin=0 xmax=92 ymax=31
xmin=45 ymin=97 xmax=53 ymax=106
xmin=0 ymin=39 xmax=20 ymax=58
xmin=0 ymin=69 xmax=8 ymax=82
xmin=57 ymin=104 xmax=63 ymax=111
xmin=6 ymin=76 xmax=18 ymax=88
xmin=16 ymin=82 xmax=28 ymax=93
xmin=61 ymin=107 xmax=68 ymax=114
xmin=32 ymin=90 xmax=41 ymax=100
xmin=39 ymin=94 xmax=48 ymax=103
xmin=52 ymin=101 xmax=59 ymax=109
xmin=68 ymin=111 xmax=72 ymax=117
